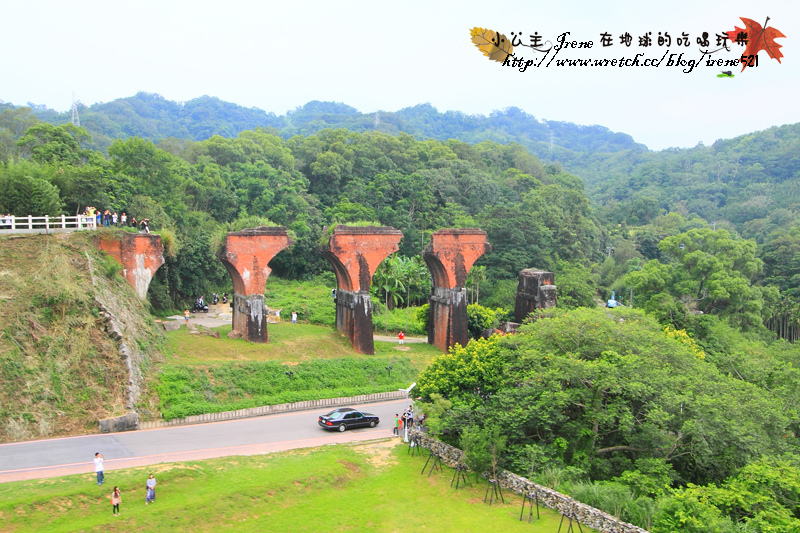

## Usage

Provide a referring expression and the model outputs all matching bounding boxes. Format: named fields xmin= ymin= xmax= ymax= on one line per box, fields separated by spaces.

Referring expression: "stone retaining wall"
xmin=139 ymin=391 xmax=407 ymax=430
xmin=409 ymin=430 xmax=649 ymax=533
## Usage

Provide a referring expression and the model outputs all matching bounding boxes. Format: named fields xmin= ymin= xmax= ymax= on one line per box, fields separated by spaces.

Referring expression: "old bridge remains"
xmin=94 ymin=224 xmax=555 ymax=353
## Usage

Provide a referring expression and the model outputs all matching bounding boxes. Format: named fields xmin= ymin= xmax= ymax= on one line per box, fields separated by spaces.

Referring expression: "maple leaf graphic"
xmin=470 ymin=27 xmax=513 ymax=63
xmin=726 ymin=16 xmax=786 ymax=72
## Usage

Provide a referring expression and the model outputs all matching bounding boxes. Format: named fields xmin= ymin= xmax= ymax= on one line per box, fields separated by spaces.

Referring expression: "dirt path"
xmin=165 ymin=307 xmax=428 ymax=343
xmin=373 ymin=334 xmax=427 ymax=343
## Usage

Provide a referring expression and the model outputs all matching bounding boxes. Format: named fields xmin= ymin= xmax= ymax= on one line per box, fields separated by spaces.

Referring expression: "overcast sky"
xmin=1 ymin=0 xmax=798 ymax=150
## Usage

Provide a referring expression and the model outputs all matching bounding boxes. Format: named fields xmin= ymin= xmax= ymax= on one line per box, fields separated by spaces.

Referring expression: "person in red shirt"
xmin=398 ymin=331 xmax=405 ymax=345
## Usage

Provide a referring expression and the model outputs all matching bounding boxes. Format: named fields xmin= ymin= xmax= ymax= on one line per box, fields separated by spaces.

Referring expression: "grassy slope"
xmin=0 ymin=442 xmax=594 ymax=533
xmin=156 ymin=324 xmax=441 ymax=419
xmin=0 ymin=233 xmax=162 ymax=442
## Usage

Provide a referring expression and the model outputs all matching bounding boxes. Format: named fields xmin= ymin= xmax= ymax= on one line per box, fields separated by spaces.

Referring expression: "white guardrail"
xmin=0 ymin=215 xmax=98 ymax=234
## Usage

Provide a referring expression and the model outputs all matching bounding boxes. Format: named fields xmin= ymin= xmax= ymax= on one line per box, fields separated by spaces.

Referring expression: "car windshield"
xmin=326 ymin=412 xmax=344 ymax=420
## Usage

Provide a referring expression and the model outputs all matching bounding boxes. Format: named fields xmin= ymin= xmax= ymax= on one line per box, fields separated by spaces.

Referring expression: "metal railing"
xmin=0 ymin=215 xmax=98 ymax=234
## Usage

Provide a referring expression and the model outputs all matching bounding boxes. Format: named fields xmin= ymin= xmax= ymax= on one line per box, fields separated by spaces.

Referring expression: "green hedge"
xmin=157 ymin=357 xmax=415 ymax=420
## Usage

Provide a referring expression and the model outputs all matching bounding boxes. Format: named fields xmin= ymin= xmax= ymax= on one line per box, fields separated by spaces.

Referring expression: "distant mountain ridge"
xmin=1 ymin=92 xmax=645 ymax=157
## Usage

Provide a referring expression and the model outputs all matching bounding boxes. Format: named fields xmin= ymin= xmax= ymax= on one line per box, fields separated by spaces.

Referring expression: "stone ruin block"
xmin=514 ymin=269 xmax=557 ymax=323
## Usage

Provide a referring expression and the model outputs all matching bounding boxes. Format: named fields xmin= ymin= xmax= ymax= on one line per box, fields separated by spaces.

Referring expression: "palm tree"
xmin=374 ymin=255 xmax=406 ymax=333
xmin=466 ymin=265 xmax=487 ymax=304
xmin=403 ymin=256 xmax=429 ymax=331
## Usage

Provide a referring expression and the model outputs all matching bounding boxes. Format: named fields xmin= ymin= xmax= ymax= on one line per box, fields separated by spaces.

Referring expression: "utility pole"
xmin=71 ymin=92 xmax=80 ymax=127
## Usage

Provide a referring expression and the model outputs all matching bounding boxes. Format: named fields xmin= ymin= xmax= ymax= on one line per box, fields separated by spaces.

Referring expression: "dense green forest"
xmin=2 ymin=94 xmax=799 ymax=531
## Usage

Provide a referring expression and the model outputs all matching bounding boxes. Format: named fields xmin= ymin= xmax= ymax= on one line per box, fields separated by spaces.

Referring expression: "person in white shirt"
xmin=94 ymin=452 xmax=104 ymax=485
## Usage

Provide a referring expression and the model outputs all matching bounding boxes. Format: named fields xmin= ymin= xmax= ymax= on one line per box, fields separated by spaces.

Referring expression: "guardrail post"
xmin=28 ymin=215 xmax=32 ymax=230
xmin=61 ymin=214 xmax=66 ymax=229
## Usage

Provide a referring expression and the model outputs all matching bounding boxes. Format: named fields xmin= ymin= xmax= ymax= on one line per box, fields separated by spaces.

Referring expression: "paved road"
xmin=0 ymin=399 xmax=413 ymax=483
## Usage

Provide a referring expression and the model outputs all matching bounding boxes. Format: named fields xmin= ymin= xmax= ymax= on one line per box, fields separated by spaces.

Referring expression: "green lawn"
xmin=0 ymin=441 xmax=595 ymax=532
xmin=164 ymin=323 xmax=440 ymax=366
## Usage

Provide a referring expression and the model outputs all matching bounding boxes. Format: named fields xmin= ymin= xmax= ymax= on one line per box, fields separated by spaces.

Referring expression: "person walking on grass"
xmin=145 ymin=474 xmax=156 ymax=505
xmin=110 ymin=486 xmax=121 ymax=516
xmin=94 ymin=452 xmax=104 ymax=485
xmin=398 ymin=331 xmax=405 ymax=345
xmin=291 ymin=311 xmax=297 ymax=324
xmin=184 ymin=309 xmax=190 ymax=327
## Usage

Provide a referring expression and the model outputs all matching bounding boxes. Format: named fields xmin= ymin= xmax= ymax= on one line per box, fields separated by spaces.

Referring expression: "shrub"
xmin=467 ymin=303 xmax=500 ymax=339
xmin=100 ymin=252 xmax=123 ymax=278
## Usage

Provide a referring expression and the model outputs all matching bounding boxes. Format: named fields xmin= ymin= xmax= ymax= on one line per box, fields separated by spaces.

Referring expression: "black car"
xmin=318 ymin=407 xmax=380 ymax=432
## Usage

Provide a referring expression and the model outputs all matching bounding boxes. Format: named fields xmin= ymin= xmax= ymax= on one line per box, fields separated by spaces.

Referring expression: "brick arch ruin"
xmin=422 ymin=229 xmax=491 ymax=352
xmin=321 ymin=225 xmax=403 ymax=354
xmin=217 ymin=226 xmax=293 ymax=343
xmin=94 ymin=233 xmax=165 ymax=299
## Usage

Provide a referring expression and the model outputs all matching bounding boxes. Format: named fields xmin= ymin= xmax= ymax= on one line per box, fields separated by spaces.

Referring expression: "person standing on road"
xmin=110 ymin=486 xmax=121 ymax=516
xmin=145 ymin=474 xmax=156 ymax=505
xmin=184 ymin=309 xmax=190 ymax=327
xmin=393 ymin=414 xmax=400 ymax=436
xmin=94 ymin=452 xmax=104 ymax=485
xmin=406 ymin=405 xmax=414 ymax=428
